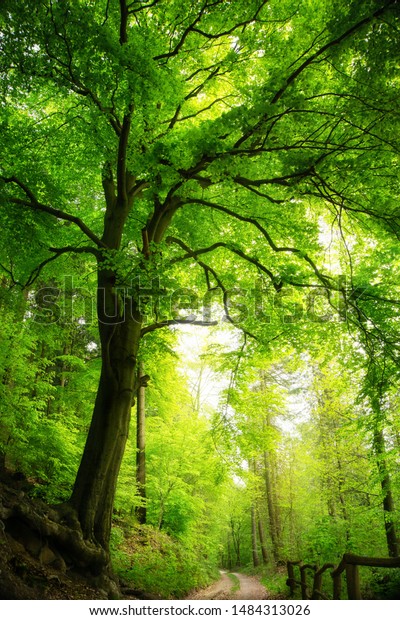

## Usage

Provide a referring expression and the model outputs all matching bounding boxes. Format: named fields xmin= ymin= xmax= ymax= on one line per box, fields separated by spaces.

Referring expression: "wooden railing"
xmin=287 ymin=553 xmax=400 ymax=600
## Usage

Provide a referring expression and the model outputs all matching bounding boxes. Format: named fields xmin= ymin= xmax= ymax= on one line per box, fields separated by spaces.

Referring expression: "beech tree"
xmin=0 ymin=0 xmax=399 ymax=586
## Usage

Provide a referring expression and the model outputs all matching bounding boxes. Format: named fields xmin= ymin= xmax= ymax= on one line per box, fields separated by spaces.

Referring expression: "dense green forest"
xmin=0 ymin=0 xmax=399 ymax=601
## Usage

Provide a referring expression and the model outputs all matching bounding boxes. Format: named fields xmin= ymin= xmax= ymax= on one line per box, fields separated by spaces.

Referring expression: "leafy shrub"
xmin=362 ymin=567 xmax=400 ymax=600
xmin=111 ymin=524 xmax=219 ymax=599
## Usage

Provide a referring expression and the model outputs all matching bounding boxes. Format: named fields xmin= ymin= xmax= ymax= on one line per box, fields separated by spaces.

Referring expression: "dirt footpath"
xmin=189 ymin=571 xmax=268 ymax=600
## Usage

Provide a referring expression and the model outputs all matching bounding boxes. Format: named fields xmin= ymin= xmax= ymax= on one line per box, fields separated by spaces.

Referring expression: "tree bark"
xmin=257 ymin=514 xmax=269 ymax=564
xmin=367 ymin=375 xmax=399 ymax=558
xmin=230 ymin=518 xmax=241 ymax=567
xmin=264 ymin=450 xmax=281 ymax=563
xmin=251 ymin=504 xmax=260 ymax=567
xmin=336 ymin=455 xmax=351 ymax=544
xmin=67 ymin=155 xmax=145 ymax=560
xmin=373 ymin=426 xmax=398 ymax=557
xmin=136 ymin=361 xmax=147 ymax=525
xmin=0 ymin=448 xmax=5 ymax=472
xmin=69 ymin=237 xmax=143 ymax=551
xmin=227 ymin=533 xmax=232 ymax=570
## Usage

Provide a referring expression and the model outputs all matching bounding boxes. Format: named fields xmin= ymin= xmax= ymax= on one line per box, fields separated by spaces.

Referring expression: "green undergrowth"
xmin=244 ymin=565 xmax=290 ymax=599
xmin=227 ymin=572 xmax=240 ymax=592
xmin=110 ymin=522 xmax=219 ymax=599
xmin=360 ymin=567 xmax=400 ymax=600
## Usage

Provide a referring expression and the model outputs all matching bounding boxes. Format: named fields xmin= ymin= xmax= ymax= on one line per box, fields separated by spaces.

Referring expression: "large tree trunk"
xmin=53 ymin=113 xmax=175 ymax=580
xmin=70 ymin=307 xmax=142 ymax=550
xmin=69 ymin=158 xmax=143 ymax=557
xmin=69 ymin=210 xmax=143 ymax=552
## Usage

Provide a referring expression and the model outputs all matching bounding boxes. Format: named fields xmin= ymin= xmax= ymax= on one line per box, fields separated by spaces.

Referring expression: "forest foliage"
xmin=0 ymin=0 xmax=399 ymax=600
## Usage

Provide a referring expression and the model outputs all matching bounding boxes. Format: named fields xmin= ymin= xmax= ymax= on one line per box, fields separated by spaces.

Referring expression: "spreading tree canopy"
xmin=0 ymin=0 xmax=399 ymax=582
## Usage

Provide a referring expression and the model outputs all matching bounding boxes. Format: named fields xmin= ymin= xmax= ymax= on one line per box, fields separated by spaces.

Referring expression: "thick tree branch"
xmin=153 ymin=3 xmax=209 ymax=61
xmin=127 ymin=0 xmax=161 ymax=13
xmin=102 ymin=162 xmax=116 ymax=210
xmin=0 ymin=245 xmax=98 ymax=290
xmin=0 ymin=261 xmax=24 ymax=288
xmin=146 ymin=192 xmax=183 ymax=245
xmin=191 ymin=0 xmax=269 ymax=39
xmin=232 ymin=153 xmax=333 ymax=189
xmin=153 ymin=0 xmax=268 ymax=61
xmin=117 ymin=111 xmax=133 ymax=205
xmin=45 ymin=11 xmax=122 ymax=135
xmin=26 ymin=246 xmax=99 ymax=287
xmin=271 ymin=1 xmax=398 ymax=104
xmin=119 ymin=0 xmax=129 ymax=44
xmin=175 ymin=123 xmax=334 ymax=190
xmin=168 ymin=238 xmax=282 ymax=291
xmin=182 ymin=198 xmax=334 ymax=288
xmin=164 ymin=96 xmax=234 ymax=130
xmin=229 ymin=3 xmax=398 ymax=151
xmin=0 ymin=176 xmax=105 ymax=248
xmin=141 ymin=318 xmax=218 ymax=336
xmin=165 ymin=236 xmax=259 ymax=340
xmin=304 ymin=171 xmax=400 ymax=236
xmin=49 ymin=245 xmax=101 ymax=258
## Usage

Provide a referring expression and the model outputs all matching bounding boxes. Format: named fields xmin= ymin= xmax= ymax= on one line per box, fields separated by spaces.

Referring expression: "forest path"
xmin=189 ymin=570 xmax=268 ymax=600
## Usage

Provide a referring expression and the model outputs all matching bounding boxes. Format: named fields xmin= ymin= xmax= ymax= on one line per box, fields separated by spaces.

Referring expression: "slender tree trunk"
xmin=30 ymin=340 xmax=47 ymax=400
xmin=158 ymin=498 xmax=164 ymax=530
xmin=230 ymin=519 xmax=241 ymax=567
xmin=288 ymin=453 xmax=297 ymax=555
xmin=227 ymin=533 xmax=232 ymax=570
xmin=264 ymin=450 xmax=280 ymax=563
xmin=235 ymin=538 xmax=241 ymax=567
xmin=367 ymin=378 xmax=398 ymax=557
xmin=136 ymin=361 xmax=146 ymax=524
xmin=257 ymin=514 xmax=269 ymax=564
xmin=0 ymin=448 xmax=5 ymax=472
xmin=373 ymin=426 xmax=398 ymax=557
xmin=251 ymin=504 xmax=260 ymax=567
xmin=336 ymin=455 xmax=351 ymax=544
xmin=59 ymin=344 xmax=69 ymax=390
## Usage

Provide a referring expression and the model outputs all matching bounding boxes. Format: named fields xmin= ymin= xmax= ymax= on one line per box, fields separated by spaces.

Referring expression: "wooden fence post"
xmin=287 ymin=562 xmax=296 ymax=596
xmin=346 ymin=563 xmax=361 ymax=600
xmin=300 ymin=565 xmax=316 ymax=600
xmin=332 ymin=572 xmax=342 ymax=600
xmin=290 ymin=553 xmax=400 ymax=600
xmin=300 ymin=566 xmax=308 ymax=600
xmin=312 ymin=564 xmax=334 ymax=599
xmin=312 ymin=572 xmax=322 ymax=600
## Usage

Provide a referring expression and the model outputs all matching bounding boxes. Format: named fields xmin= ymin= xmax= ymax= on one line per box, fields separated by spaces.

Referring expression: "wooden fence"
xmin=287 ymin=553 xmax=400 ymax=599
